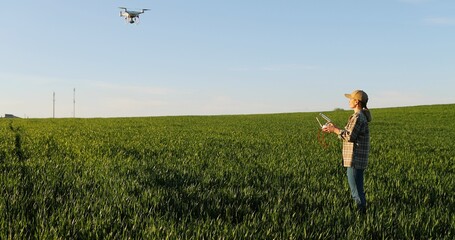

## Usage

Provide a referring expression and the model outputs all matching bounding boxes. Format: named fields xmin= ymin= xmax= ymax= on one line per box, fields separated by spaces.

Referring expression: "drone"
xmin=119 ymin=7 xmax=150 ymax=24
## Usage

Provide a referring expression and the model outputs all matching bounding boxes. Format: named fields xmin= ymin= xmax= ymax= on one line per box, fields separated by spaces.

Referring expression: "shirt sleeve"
xmin=338 ymin=113 xmax=362 ymax=142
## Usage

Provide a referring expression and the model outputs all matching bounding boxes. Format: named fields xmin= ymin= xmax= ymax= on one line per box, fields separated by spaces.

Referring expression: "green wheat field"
xmin=1 ymin=104 xmax=454 ymax=239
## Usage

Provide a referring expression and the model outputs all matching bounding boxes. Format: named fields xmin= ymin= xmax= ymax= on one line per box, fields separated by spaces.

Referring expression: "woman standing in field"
xmin=324 ymin=90 xmax=371 ymax=214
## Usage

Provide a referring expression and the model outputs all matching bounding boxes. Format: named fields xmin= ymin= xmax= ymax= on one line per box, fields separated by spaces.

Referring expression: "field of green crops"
xmin=1 ymin=104 xmax=454 ymax=239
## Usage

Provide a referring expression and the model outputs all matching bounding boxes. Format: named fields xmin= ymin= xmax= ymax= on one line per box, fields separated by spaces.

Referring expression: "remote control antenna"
xmin=319 ymin=113 xmax=332 ymax=123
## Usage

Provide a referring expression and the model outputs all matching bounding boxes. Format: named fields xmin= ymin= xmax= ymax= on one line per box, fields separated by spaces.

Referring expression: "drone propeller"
xmin=118 ymin=7 xmax=127 ymax=10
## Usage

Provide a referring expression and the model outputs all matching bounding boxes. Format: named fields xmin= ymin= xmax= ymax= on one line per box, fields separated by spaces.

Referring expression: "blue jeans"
xmin=346 ymin=167 xmax=366 ymax=207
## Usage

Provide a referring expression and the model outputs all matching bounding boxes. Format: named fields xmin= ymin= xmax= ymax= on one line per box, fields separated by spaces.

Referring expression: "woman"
xmin=323 ymin=90 xmax=371 ymax=214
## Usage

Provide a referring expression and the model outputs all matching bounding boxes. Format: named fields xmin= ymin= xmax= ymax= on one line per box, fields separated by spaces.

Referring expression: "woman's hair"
xmin=359 ymin=101 xmax=372 ymax=122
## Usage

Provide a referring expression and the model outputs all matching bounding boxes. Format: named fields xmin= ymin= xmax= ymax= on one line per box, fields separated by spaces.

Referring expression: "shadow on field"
xmin=1 ymin=124 xmax=37 ymax=238
xmin=137 ymin=162 xmax=267 ymax=225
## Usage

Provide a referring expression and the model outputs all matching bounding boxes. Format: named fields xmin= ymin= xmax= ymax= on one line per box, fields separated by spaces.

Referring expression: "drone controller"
xmin=316 ymin=113 xmax=332 ymax=130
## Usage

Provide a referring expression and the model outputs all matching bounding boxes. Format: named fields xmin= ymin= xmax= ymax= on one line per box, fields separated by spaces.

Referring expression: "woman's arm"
xmin=324 ymin=113 xmax=361 ymax=142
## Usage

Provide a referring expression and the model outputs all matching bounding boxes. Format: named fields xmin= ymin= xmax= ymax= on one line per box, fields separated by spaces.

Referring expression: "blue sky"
xmin=1 ymin=0 xmax=454 ymax=118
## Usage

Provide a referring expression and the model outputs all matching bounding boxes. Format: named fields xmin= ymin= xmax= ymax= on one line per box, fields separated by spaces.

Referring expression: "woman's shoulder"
xmin=352 ymin=111 xmax=368 ymax=122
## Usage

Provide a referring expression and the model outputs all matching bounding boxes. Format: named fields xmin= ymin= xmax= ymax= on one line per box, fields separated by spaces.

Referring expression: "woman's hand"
xmin=323 ymin=123 xmax=339 ymax=134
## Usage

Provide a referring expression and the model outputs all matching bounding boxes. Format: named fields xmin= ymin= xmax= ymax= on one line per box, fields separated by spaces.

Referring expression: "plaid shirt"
xmin=338 ymin=111 xmax=370 ymax=169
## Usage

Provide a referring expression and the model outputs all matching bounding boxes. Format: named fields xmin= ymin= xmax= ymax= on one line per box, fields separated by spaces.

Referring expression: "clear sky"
xmin=1 ymin=0 xmax=454 ymax=118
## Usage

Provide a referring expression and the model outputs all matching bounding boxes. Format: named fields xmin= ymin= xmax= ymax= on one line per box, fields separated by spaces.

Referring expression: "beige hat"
xmin=344 ymin=90 xmax=368 ymax=103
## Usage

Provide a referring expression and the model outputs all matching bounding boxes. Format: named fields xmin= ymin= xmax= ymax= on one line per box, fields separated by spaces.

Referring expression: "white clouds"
xmin=91 ymin=81 xmax=174 ymax=95
xmin=373 ymin=91 xmax=424 ymax=108
xmin=370 ymin=90 xmax=454 ymax=109
xmin=229 ymin=64 xmax=320 ymax=72
xmin=92 ymin=97 xmax=169 ymax=117
xmin=398 ymin=0 xmax=431 ymax=4
xmin=0 ymin=72 xmax=63 ymax=86
xmin=423 ymin=17 xmax=455 ymax=26
xmin=77 ymin=81 xmax=180 ymax=117
xmin=261 ymin=64 xmax=320 ymax=72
